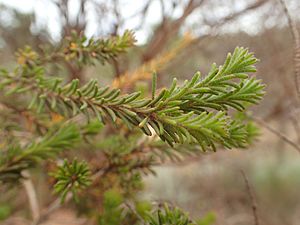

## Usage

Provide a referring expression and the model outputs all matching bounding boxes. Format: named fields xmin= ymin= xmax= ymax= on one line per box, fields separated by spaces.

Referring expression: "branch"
xmin=252 ymin=116 xmax=300 ymax=153
xmin=241 ymin=170 xmax=259 ymax=225
xmin=142 ymin=0 xmax=206 ymax=62
xmin=131 ymin=1 xmax=153 ymax=30
xmin=31 ymin=193 xmax=72 ymax=225
xmin=278 ymin=0 xmax=300 ymax=99
xmin=22 ymin=171 xmax=40 ymax=222
xmin=124 ymin=202 xmax=147 ymax=225
xmin=163 ymin=0 xmax=269 ymax=72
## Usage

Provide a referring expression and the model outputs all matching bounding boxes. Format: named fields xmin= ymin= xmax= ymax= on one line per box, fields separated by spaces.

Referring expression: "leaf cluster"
xmin=52 ymin=159 xmax=92 ymax=203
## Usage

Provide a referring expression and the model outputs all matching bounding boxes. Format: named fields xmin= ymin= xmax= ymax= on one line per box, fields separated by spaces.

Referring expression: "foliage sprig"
xmin=145 ymin=203 xmax=215 ymax=225
xmin=52 ymin=159 xmax=92 ymax=203
xmin=0 ymin=124 xmax=80 ymax=182
xmin=0 ymin=47 xmax=264 ymax=151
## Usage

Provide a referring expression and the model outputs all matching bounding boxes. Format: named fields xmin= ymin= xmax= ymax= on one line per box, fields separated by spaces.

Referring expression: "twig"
xmin=289 ymin=109 xmax=300 ymax=144
xmin=240 ymin=170 xmax=259 ymax=225
xmin=252 ymin=116 xmax=300 ymax=153
xmin=31 ymin=193 xmax=72 ymax=225
xmin=124 ymin=201 xmax=147 ymax=225
xmin=22 ymin=171 xmax=40 ymax=222
xmin=278 ymin=0 xmax=300 ymax=99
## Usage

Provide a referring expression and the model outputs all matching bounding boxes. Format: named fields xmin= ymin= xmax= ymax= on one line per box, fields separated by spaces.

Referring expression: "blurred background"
xmin=1 ymin=0 xmax=300 ymax=224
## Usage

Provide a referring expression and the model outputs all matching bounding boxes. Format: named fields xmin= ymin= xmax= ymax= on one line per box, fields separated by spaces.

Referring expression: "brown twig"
xmin=124 ymin=201 xmax=147 ymax=225
xmin=278 ymin=0 xmax=300 ymax=99
xmin=241 ymin=170 xmax=259 ymax=225
xmin=142 ymin=0 xmax=206 ymax=62
xmin=22 ymin=171 xmax=40 ymax=222
xmin=166 ymin=0 xmax=269 ymax=70
xmin=252 ymin=116 xmax=300 ymax=153
xmin=31 ymin=193 xmax=72 ymax=225
xmin=289 ymin=109 xmax=300 ymax=144
xmin=278 ymin=0 xmax=300 ymax=146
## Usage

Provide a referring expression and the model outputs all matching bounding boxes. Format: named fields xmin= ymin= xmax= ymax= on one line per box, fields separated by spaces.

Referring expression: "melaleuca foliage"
xmin=1 ymin=47 xmax=264 ymax=152
xmin=145 ymin=204 xmax=215 ymax=225
xmin=0 ymin=29 xmax=264 ymax=225
xmin=97 ymin=194 xmax=215 ymax=225
xmin=98 ymin=189 xmax=125 ymax=225
xmin=0 ymin=124 xmax=80 ymax=182
xmin=51 ymin=159 xmax=92 ymax=203
xmin=16 ymin=30 xmax=136 ymax=68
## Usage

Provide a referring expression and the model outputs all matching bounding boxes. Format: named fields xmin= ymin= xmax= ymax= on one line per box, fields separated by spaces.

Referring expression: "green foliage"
xmin=62 ymin=30 xmax=136 ymax=66
xmin=136 ymin=201 xmax=153 ymax=219
xmin=98 ymin=192 xmax=215 ymax=225
xmin=14 ymin=30 xmax=136 ymax=70
xmin=0 ymin=29 xmax=265 ymax=224
xmin=145 ymin=204 xmax=215 ymax=225
xmin=98 ymin=189 xmax=124 ymax=225
xmin=52 ymin=159 xmax=92 ymax=203
xmin=0 ymin=47 xmax=264 ymax=152
xmin=196 ymin=212 xmax=216 ymax=225
xmin=0 ymin=124 xmax=80 ymax=182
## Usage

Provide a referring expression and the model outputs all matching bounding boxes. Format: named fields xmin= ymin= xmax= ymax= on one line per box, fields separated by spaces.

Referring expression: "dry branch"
xmin=241 ymin=170 xmax=260 ymax=225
